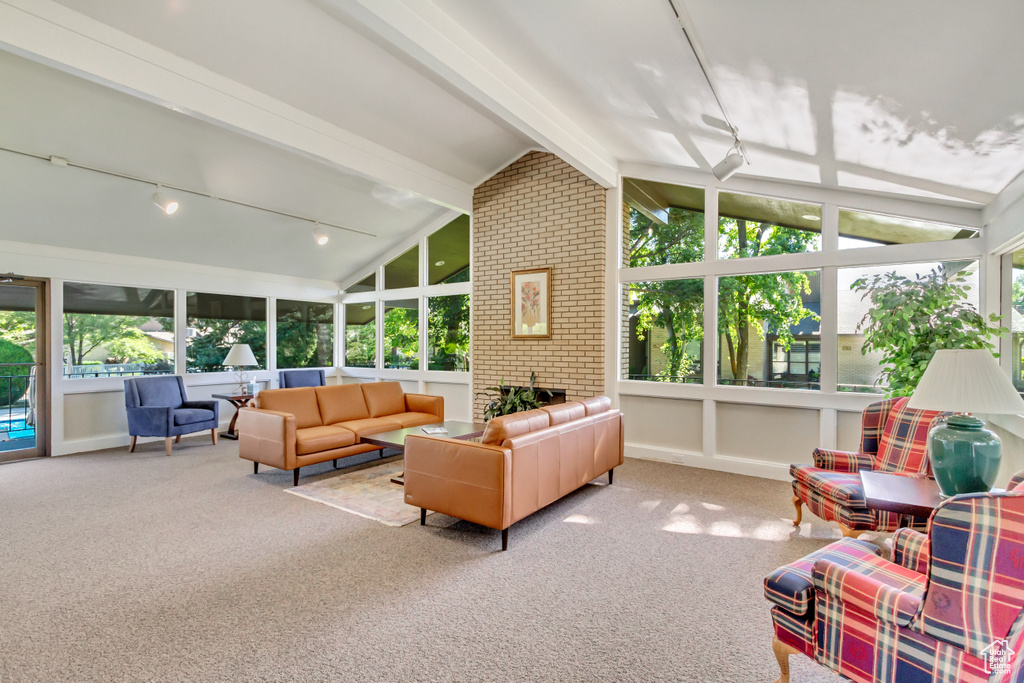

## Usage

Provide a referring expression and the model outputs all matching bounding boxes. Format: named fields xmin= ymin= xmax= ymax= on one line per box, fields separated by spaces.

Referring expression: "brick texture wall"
xmin=472 ymin=151 xmax=607 ymax=420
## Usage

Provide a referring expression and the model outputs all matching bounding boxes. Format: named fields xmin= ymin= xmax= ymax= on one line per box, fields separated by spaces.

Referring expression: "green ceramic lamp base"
xmin=929 ymin=414 xmax=1001 ymax=497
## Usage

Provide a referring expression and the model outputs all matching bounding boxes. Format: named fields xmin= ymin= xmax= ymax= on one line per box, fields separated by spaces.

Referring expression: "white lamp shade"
xmin=907 ymin=349 xmax=1024 ymax=415
xmin=223 ymin=343 xmax=258 ymax=367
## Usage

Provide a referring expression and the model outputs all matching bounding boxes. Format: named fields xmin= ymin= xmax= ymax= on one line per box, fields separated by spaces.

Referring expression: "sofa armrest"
xmin=812 ymin=448 xmax=875 ymax=472
xmin=126 ymin=406 xmax=173 ymax=436
xmin=182 ymin=399 xmax=219 ymax=416
xmin=403 ymin=435 xmax=511 ymax=530
xmin=405 ymin=393 xmax=443 ymax=420
xmin=237 ymin=408 xmax=296 ymax=470
xmin=892 ymin=529 xmax=929 ymax=574
xmin=813 ymin=558 xmax=922 ymax=627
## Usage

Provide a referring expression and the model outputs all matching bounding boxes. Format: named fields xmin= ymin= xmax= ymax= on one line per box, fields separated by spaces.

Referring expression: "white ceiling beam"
xmin=0 ymin=0 xmax=472 ymax=212
xmin=321 ymin=0 xmax=619 ymax=189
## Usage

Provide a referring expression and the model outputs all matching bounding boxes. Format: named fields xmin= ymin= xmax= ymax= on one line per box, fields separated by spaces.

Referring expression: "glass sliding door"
xmin=0 ymin=279 xmax=46 ymax=461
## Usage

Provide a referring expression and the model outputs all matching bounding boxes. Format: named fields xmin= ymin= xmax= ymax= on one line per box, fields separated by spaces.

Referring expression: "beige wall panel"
xmin=717 ymin=403 xmax=819 ymax=465
xmin=836 ymin=410 xmax=863 ymax=452
xmin=424 ymin=382 xmax=471 ymax=422
xmin=63 ymin=391 xmax=127 ymax=440
xmin=620 ymin=395 xmax=702 ymax=453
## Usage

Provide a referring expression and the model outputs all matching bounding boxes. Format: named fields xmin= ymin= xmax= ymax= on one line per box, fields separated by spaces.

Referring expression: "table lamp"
xmin=223 ymin=343 xmax=258 ymax=394
xmin=907 ymin=348 xmax=1024 ymax=496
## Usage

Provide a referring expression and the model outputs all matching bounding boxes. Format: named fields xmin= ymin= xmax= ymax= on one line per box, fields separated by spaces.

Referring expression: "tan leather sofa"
xmin=237 ymin=381 xmax=443 ymax=485
xmin=403 ymin=396 xmax=622 ymax=550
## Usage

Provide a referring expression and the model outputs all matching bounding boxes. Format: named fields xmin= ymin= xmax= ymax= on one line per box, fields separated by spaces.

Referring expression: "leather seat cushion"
xmin=481 ymin=408 xmax=550 ymax=445
xmin=764 ymin=537 xmax=882 ymax=616
xmin=790 ymin=465 xmax=867 ymax=507
xmin=315 ymin=384 xmax=370 ymax=424
xmin=361 ymin=382 xmax=406 ymax=417
xmin=390 ymin=412 xmax=439 ymax=428
xmin=257 ymin=388 xmax=323 ymax=429
xmin=295 ymin=426 xmax=356 ymax=455
xmin=173 ymin=408 xmax=215 ymax=426
xmin=335 ymin=416 xmax=402 ymax=437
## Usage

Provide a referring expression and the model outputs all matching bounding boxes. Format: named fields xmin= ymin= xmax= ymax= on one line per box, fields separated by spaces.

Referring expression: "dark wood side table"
xmin=360 ymin=420 xmax=487 ymax=485
xmin=212 ymin=393 xmax=254 ymax=440
xmin=860 ymin=471 xmax=943 ymax=519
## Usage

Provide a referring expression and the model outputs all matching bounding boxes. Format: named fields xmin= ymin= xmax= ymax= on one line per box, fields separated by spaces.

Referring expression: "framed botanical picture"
xmin=510 ymin=267 xmax=551 ymax=339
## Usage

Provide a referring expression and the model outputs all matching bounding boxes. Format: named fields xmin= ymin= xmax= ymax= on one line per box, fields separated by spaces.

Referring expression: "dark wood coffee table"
xmin=860 ymin=471 xmax=943 ymax=519
xmin=360 ymin=420 xmax=487 ymax=485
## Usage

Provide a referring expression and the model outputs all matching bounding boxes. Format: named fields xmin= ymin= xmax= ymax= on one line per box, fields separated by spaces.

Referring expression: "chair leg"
xmin=211 ymin=429 xmax=218 ymax=445
xmin=293 ymin=468 xmax=300 ymax=487
xmin=772 ymin=637 xmax=798 ymax=683
xmin=420 ymin=508 xmax=426 ymax=525
xmin=501 ymin=528 xmax=509 ymax=551
xmin=839 ymin=524 xmax=865 ymax=539
xmin=608 ymin=468 xmax=614 ymax=485
xmin=333 ymin=459 xmax=338 ymax=469
xmin=129 ymin=435 xmax=137 ymax=453
xmin=253 ymin=462 xmax=259 ymax=475
xmin=164 ymin=437 xmax=173 ymax=456
xmin=175 ymin=434 xmax=182 ymax=444
xmin=792 ymin=495 xmax=803 ymax=526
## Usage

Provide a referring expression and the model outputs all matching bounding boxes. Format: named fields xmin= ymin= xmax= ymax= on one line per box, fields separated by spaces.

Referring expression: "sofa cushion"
xmin=315 ymin=384 xmax=370 ymax=425
xmin=481 ymin=408 xmax=550 ymax=445
xmin=581 ymin=396 xmax=612 ymax=415
xmin=542 ymin=402 xmax=586 ymax=425
xmin=294 ymin=426 xmax=356 ymax=455
xmin=361 ymin=382 xmax=406 ymax=417
xmin=336 ymin=416 xmax=402 ymax=438
xmin=390 ymin=412 xmax=439 ymax=428
xmin=256 ymin=388 xmax=323 ymax=429
xmin=173 ymin=408 xmax=215 ymax=426
xmin=790 ymin=465 xmax=867 ymax=507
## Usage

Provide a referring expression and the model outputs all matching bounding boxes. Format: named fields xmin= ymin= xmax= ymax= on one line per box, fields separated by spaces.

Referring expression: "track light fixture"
xmin=712 ymin=138 xmax=746 ymax=181
xmin=312 ymin=223 xmax=329 ymax=246
xmin=152 ymin=185 xmax=179 ymax=215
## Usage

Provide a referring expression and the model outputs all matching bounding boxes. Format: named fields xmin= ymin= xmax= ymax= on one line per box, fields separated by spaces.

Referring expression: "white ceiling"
xmin=2 ymin=0 xmax=1023 ymax=284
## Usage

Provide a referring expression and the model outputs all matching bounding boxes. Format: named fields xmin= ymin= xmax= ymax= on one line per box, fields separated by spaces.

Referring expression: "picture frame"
xmin=510 ymin=267 xmax=552 ymax=339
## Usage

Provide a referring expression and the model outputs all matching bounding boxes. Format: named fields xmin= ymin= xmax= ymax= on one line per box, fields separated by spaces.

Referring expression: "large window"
xmin=346 ymin=273 xmax=375 ymax=293
xmin=384 ymin=246 xmax=419 ymax=290
xmin=63 ymin=282 xmax=174 ymax=378
xmin=383 ymin=299 xmax=418 ymax=369
xmin=718 ymin=192 xmax=821 ymax=259
xmin=428 ymin=215 xmax=470 ymax=285
xmin=717 ymin=270 xmax=820 ymax=389
xmin=625 ymin=279 xmax=703 ymax=382
xmin=839 ymin=209 xmax=979 ymax=250
xmin=344 ymin=303 xmax=375 ymax=368
xmin=837 ymin=260 xmax=979 ymax=392
xmin=186 ymin=292 xmax=266 ymax=373
xmin=427 ymin=294 xmax=469 ymax=371
xmin=276 ymin=300 xmax=333 ymax=369
xmin=1011 ymin=247 xmax=1024 ymax=396
xmin=624 ymin=178 xmax=704 ymax=267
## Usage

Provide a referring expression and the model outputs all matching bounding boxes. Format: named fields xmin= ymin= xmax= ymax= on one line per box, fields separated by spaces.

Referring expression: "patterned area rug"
xmin=284 ymin=460 xmax=431 ymax=527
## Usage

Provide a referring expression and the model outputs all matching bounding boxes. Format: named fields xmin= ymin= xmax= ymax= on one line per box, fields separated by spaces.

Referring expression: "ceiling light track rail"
xmin=0 ymin=145 xmax=377 ymax=238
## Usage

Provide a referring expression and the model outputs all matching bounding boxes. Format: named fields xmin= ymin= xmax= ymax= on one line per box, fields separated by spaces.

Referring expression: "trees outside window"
xmin=276 ymin=300 xmax=333 ymax=369
xmin=428 ymin=294 xmax=469 ymax=371
xmin=344 ymin=303 xmax=375 ymax=368
xmin=383 ymin=299 xmax=418 ymax=369
xmin=186 ymin=292 xmax=266 ymax=373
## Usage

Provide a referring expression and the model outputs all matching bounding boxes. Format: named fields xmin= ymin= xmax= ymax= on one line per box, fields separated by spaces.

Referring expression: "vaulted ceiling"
xmin=0 ymin=0 xmax=1021 ymax=284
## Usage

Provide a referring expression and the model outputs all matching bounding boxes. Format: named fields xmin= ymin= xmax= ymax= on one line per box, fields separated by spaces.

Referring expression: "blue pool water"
xmin=1 ymin=418 xmax=34 ymax=440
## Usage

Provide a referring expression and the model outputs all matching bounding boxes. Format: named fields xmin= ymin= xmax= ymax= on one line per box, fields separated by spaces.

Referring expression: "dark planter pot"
xmin=929 ymin=414 xmax=1001 ymax=497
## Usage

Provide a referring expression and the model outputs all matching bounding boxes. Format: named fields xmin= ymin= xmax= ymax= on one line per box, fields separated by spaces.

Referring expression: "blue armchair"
xmin=278 ymin=369 xmax=326 ymax=388
xmin=124 ymin=375 xmax=219 ymax=455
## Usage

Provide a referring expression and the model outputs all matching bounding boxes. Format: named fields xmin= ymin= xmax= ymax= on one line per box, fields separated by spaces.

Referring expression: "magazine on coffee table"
xmin=422 ymin=426 xmax=448 ymax=435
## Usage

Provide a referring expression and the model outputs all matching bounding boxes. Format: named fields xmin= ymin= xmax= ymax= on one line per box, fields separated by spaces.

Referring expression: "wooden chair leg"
xmin=211 ymin=429 xmax=218 ymax=445
xmin=129 ymin=435 xmax=137 ymax=453
xmin=839 ymin=524 xmax=865 ymax=539
xmin=792 ymin=495 xmax=803 ymax=526
xmin=772 ymin=637 xmax=798 ymax=683
xmin=175 ymin=435 xmax=182 ymax=443
xmin=164 ymin=437 xmax=173 ymax=456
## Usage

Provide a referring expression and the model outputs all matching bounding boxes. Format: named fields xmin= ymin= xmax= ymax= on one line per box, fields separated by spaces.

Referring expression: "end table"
xmin=212 ymin=393 xmax=254 ymax=440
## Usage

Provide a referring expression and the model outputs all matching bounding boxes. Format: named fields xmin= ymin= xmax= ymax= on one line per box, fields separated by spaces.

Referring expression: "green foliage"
xmin=853 ymin=266 xmax=1006 ymax=397
xmin=64 ymin=313 xmax=168 ymax=366
xmin=0 ymin=338 xmax=33 ymax=407
xmin=345 ymin=321 xmax=375 ymax=368
xmin=186 ymin=318 xmax=266 ymax=372
xmin=384 ymin=306 xmax=418 ymax=369
xmin=480 ymin=373 xmax=552 ymax=421
xmin=428 ymin=294 xmax=469 ymax=371
xmin=0 ymin=311 xmax=36 ymax=355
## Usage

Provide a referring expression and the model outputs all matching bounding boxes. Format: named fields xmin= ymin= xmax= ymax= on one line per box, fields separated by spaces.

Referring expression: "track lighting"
xmin=712 ymin=140 xmax=746 ymax=181
xmin=312 ymin=224 xmax=329 ymax=246
xmin=152 ymin=185 xmax=179 ymax=215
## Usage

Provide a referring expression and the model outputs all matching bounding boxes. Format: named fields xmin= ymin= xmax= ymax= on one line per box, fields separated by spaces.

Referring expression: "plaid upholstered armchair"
xmin=765 ymin=471 xmax=1024 ymax=683
xmin=790 ymin=397 xmax=945 ymax=538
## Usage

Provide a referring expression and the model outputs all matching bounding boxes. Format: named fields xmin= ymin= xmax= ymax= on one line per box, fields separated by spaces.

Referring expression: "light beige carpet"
xmin=285 ymin=459 xmax=431 ymax=526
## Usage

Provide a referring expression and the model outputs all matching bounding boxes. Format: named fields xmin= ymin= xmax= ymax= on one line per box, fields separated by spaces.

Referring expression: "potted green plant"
xmin=480 ymin=372 xmax=552 ymax=421
xmin=852 ymin=265 xmax=1007 ymax=397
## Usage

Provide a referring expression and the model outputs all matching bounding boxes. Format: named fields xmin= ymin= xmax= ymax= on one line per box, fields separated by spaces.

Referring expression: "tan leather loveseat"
xmin=237 ymin=382 xmax=443 ymax=485
xmin=403 ymin=396 xmax=622 ymax=550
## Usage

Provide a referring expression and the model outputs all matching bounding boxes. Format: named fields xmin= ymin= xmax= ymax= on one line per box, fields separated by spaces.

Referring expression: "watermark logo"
xmin=981 ymin=638 xmax=1014 ymax=675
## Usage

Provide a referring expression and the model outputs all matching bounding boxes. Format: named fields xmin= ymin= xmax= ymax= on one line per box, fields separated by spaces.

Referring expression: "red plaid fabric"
xmin=892 ymin=528 xmax=929 ymax=575
xmin=792 ymin=467 xmax=867 ymax=505
xmin=859 ymin=397 xmax=898 ymax=456
xmin=1010 ymin=471 xmax=1024 ymax=491
xmin=813 ymin=553 xmax=925 ymax=626
xmin=771 ymin=606 xmax=815 ymax=658
xmin=874 ymin=397 xmax=944 ymax=475
xmin=812 ymin=448 xmax=876 ymax=472
xmin=793 ymin=480 xmax=929 ymax=533
xmin=918 ymin=491 xmax=1024 ymax=660
xmin=764 ymin=537 xmax=882 ymax=616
